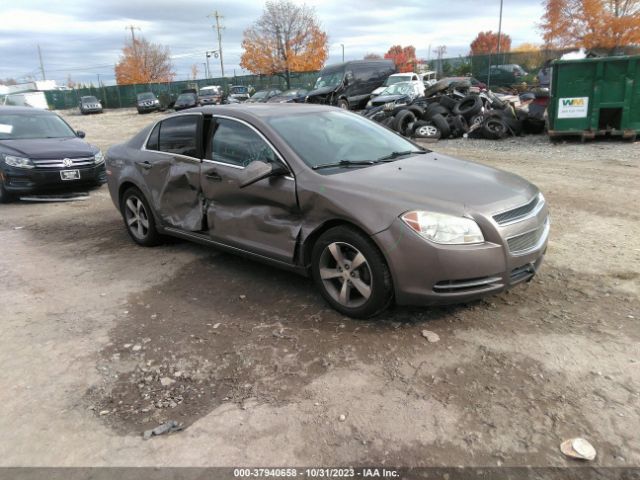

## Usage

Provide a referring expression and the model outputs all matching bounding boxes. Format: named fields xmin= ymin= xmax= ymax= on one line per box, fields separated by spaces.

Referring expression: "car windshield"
xmin=177 ymin=94 xmax=195 ymax=102
xmin=82 ymin=96 xmax=99 ymax=103
xmin=380 ymin=83 xmax=413 ymax=95
xmin=251 ymin=91 xmax=268 ymax=99
xmin=137 ymin=93 xmax=155 ymax=100
xmin=384 ymin=75 xmax=412 ymax=86
xmin=200 ymin=90 xmax=218 ymax=96
xmin=281 ymin=89 xmax=303 ymax=96
xmin=267 ymin=110 xmax=426 ymax=171
xmin=231 ymin=86 xmax=248 ymax=94
xmin=314 ymin=71 xmax=344 ymax=89
xmin=0 ymin=113 xmax=76 ymax=140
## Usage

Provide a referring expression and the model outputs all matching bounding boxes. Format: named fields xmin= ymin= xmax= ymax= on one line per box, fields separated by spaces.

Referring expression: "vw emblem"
xmin=62 ymin=158 xmax=73 ymax=167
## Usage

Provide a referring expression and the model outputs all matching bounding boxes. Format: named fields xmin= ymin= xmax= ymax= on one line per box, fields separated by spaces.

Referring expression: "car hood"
xmin=306 ymin=86 xmax=336 ymax=97
xmin=320 ymin=153 xmax=537 ymax=218
xmin=267 ymin=95 xmax=295 ymax=103
xmin=371 ymin=86 xmax=386 ymax=95
xmin=0 ymin=137 xmax=97 ymax=159
xmin=371 ymin=94 xmax=409 ymax=105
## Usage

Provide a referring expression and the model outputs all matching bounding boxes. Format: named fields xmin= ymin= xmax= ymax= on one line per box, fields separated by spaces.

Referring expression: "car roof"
xmin=0 ymin=106 xmax=55 ymax=115
xmin=389 ymin=73 xmax=416 ymax=76
xmin=187 ymin=103 xmax=336 ymax=119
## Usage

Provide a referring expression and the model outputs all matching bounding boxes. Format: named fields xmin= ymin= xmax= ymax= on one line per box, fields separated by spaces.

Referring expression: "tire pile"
xmin=362 ymin=80 xmax=546 ymax=142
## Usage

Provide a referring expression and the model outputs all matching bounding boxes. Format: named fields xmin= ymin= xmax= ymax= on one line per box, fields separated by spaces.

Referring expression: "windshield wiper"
xmin=376 ymin=150 xmax=427 ymax=162
xmin=312 ymin=159 xmax=377 ymax=170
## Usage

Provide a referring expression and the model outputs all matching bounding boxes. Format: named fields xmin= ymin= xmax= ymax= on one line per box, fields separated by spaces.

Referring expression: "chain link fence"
xmin=45 ymin=71 xmax=320 ymax=110
xmin=431 ymin=47 xmax=640 ymax=87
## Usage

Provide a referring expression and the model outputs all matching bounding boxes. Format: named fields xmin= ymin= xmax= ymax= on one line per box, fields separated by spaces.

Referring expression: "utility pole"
xmin=496 ymin=0 xmax=504 ymax=61
xmin=341 ymin=44 xmax=345 ymax=63
xmin=37 ymin=44 xmax=46 ymax=81
xmin=205 ymin=53 xmax=211 ymax=79
xmin=207 ymin=11 xmax=225 ymax=77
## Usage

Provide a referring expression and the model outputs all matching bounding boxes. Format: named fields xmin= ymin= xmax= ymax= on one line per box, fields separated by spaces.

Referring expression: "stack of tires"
xmin=364 ymin=90 xmax=535 ymax=142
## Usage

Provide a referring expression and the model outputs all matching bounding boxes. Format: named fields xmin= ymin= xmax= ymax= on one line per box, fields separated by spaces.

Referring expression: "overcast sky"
xmin=0 ymin=0 xmax=544 ymax=86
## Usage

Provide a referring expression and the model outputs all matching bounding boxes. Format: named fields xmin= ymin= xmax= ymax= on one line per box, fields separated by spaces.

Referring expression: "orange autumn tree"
xmin=115 ymin=36 xmax=175 ymax=85
xmin=470 ymin=31 xmax=512 ymax=55
xmin=540 ymin=0 xmax=640 ymax=51
xmin=384 ymin=45 xmax=416 ymax=72
xmin=240 ymin=0 xmax=328 ymax=89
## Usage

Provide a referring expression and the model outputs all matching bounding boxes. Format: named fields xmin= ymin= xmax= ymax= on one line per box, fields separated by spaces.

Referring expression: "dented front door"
xmin=200 ymin=116 xmax=299 ymax=263
xmin=142 ymin=113 xmax=204 ymax=231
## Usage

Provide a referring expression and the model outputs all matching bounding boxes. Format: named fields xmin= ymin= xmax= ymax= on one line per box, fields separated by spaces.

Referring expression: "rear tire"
xmin=311 ymin=226 xmax=393 ymax=318
xmin=121 ymin=187 xmax=161 ymax=247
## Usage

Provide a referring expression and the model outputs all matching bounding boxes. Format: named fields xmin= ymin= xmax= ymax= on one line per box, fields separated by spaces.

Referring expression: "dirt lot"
xmin=0 ymin=108 xmax=638 ymax=468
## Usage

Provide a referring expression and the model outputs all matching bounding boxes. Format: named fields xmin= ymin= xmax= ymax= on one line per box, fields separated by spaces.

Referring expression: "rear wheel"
xmin=311 ymin=226 xmax=393 ymax=318
xmin=121 ymin=187 xmax=161 ymax=246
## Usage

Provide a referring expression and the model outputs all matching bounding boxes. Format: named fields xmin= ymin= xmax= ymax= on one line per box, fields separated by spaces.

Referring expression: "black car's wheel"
xmin=0 ymin=179 xmax=14 ymax=203
xmin=337 ymin=98 xmax=349 ymax=110
xmin=311 ymin=226 xmax=393 ymax=318
xmin=121 ymin=187 xmax=161 ymax=246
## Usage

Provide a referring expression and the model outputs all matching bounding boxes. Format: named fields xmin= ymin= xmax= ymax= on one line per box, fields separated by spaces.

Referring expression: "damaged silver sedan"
xmin=106 ymin=104 xmax=549 ymax=318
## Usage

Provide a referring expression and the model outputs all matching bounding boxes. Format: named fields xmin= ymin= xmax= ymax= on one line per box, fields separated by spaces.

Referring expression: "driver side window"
xmin=210 ymin=118 xmax=277 ymax=167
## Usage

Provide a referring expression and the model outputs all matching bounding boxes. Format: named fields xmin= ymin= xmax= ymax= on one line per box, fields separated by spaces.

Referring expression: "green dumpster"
xmin=548 ymin=55 xmax=640 ymax=141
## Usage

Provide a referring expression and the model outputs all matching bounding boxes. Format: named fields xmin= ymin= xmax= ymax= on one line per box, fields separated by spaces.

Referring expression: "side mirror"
xmin=76 ymin=130 xmax=86 ymax=138
xmin=239 ymin=160 xmax=287 ymax=188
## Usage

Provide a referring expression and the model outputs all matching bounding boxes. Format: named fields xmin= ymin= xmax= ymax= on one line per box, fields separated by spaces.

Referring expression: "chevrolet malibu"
xmin=106 ymin=104 xmax=549 ymax=318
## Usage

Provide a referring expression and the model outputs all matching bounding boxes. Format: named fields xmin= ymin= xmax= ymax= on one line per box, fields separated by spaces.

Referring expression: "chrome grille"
xmin=433 ymin=275 xmax=503 ymax=293
xmin=507 ymin=218 xmax=549 ymax=254
xmin=493 ymin=195 xmax=541 ymax=225
xmin=32 ymin=157 xmax=95 ymax=169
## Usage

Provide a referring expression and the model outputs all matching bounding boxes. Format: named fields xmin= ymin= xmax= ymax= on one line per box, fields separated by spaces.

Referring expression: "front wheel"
xmin=0 ymin=179 xmax=14 ymax=203
xmin=336 ymin=98 xmax=349 ymax=110
xmin=311 ymin=226 xmax=393 ymax=318
xmin=121 ymin=187 xmax=161 ymax=246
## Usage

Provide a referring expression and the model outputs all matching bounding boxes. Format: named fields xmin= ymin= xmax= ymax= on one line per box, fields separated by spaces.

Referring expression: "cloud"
xmin=0 ymin=0 xmax=544 ymax=85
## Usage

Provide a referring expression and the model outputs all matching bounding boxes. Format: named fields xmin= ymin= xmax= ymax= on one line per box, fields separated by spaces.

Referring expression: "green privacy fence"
xmin=432 ymin=47 xmax=640 ymax=87
xmin=45 ymin=71 xmax=320 ymax=110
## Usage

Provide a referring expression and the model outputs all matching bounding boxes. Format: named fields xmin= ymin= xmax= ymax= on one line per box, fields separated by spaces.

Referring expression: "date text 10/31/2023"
xmin=233 ymin=468 xmax=400 ymax=478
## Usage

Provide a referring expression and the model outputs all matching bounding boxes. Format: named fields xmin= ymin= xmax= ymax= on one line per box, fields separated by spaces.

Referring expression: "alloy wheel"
xmin=319 ymin=241 xmax=373 ymax=308
xmin=416 ymin=125 xmax=438 ymax=137
xmin=124 ymin=195 xmax=150 ymax=240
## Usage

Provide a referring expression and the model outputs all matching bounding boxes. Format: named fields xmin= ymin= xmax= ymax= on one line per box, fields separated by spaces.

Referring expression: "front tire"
xmin=0 ymin=179 xmax=14 ymax=203
xmin=336 ymin=98 xmax=349 ymax=110
xmin=311 ymin=226 xmax=393 ymax=318
xmin=121 ymin=187 xmax=161 ymax=246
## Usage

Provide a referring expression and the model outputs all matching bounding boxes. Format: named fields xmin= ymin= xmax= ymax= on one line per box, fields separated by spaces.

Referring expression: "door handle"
xmin=205 ymin=172 xmax=222 ymax=182
xmin=136 ymin=160 xmax=152 ymax=170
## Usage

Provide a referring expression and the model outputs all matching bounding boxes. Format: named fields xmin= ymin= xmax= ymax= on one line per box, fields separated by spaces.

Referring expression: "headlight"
xmin=401 ymin=211 xmax=484 ymax=245
xmin=154 ymin=99 xmax=159 ymax=104
xmin=3 ymin=154 xmax=34 ymax=169
xmin=94 ymin=151 xmax=104 ymax=164
xmin=366 ymin=100 xmax=372 ymax=107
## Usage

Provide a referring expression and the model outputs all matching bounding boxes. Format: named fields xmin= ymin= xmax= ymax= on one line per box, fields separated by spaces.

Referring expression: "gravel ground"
xmin=0 ymin=108 xmax=638 ymax=469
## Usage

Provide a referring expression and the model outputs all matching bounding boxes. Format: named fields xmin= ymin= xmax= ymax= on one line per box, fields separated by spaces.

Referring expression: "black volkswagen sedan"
xmin=0 ymin=107 xmax=106 ymax=202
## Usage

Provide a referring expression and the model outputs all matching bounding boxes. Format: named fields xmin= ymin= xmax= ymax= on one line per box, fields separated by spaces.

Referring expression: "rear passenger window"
xmin=158 ymin=115 xmax=199 ymax=158
xmin=146 ymin=123 xmax=160 ymax=151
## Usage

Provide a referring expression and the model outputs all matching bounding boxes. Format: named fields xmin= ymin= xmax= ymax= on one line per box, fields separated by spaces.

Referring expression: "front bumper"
xmin=1 ymin=163 xmax=106 ymax=194
xmin=373 ymin=212 xmax=549 ymax=306
xmin=137 ymin=104 xmax=160 ymax=112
